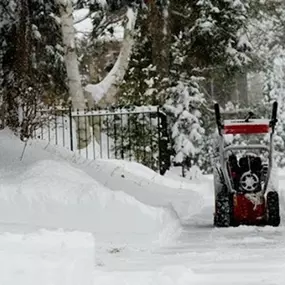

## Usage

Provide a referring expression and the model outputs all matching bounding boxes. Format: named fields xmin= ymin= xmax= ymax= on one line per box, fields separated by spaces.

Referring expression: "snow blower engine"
xmin=213 ymin=101 xmax=280 ymax=227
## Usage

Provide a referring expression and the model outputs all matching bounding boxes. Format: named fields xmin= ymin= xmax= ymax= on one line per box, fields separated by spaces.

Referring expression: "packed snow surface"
xmin=1 ymin=129 xmax=285 ymax=284
xmin=0 ymin=230 xmax=94 ymax=285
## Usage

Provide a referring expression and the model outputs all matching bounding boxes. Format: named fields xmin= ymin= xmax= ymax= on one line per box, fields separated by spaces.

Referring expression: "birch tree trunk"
xmin=56 ymin=0 xmax=90 ymax=149
xmin=85 ymin=6 xmax=137 ymax=108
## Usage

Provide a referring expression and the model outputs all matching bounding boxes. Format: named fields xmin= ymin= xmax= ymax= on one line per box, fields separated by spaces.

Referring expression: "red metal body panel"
xmin=233 ymin=194 xmax=266 ymax=225
xmin=223 ymin=124 xmax=270 ymax=135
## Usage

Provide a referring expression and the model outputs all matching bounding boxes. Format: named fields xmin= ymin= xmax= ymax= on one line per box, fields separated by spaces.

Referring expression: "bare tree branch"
xmin=171 ymin=9 xmax=191 ymax=19
xmin=74 ymin=10 xmax=92 ymax=25
xmin=92 ymin=7 xmax=127 ymax=38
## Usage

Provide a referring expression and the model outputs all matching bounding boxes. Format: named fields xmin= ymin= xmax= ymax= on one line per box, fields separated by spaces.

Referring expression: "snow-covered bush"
xmin=164 ymin=79 xmax=205 ymax=169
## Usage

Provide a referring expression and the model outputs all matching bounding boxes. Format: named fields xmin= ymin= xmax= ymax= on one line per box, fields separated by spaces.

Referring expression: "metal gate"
xmin=35 ymin=106 xmax=171 ymax=175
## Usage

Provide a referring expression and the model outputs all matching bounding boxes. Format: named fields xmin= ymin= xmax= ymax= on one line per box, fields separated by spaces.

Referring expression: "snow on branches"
xmin=164 ymin=79 xmax=205 ymax=164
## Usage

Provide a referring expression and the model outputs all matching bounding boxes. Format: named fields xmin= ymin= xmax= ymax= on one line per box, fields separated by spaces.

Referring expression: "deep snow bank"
xmin=0 ymin=130 xmax=180 ymax=245
xmin=0 ymin=230 xmax=94 ymax=285
xmin=21 ymin=137 xmax=205 ymax=222
xmin=0 ymin=129 xmax=205 ymax=223
xmin=86 ymin=159 xmax=206 ymax=222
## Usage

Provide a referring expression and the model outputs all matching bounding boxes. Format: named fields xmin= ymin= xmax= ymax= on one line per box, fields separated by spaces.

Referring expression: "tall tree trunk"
xmin=147 ymin=0 xmax=170 ymax=103
xmin=236 ymin=71 xmax=249 ymax=107
xmin=84 ymin=6 xmax=137 ymax=107
xmin=56 ymin=0 xmax=91 ymax=149
xmin=5 ymin=0 xmax=31 ymax=135
xmin=84 ymin=6 xmax=137 ymax=145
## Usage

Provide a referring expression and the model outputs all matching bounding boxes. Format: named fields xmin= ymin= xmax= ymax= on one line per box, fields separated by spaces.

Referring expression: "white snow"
xmin=85 ymin=79 xmax=114 ymax=103
xmin=126 ymin=6 xmax=137 ymax=30
xmin=73 ymin=8 xmax=90 ymax=24
xmin=1 ymin=128 xmax=285 ymax=284
xmin=0 ymin=129 xmax=180 ymax=246
xmin=20 ymin=131 xmax=206 ymax=222
xmin=84 ymin=38 xmax=127 ymax=103
xmin=0 ymin=230 xmax=94 ymax=285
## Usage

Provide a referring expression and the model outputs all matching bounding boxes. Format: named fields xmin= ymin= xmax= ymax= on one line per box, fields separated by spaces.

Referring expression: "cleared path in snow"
xmin=94 ymin=181 xmax=285 ymax=285
xmin=94 ymin=213 xmax=285 ymax=285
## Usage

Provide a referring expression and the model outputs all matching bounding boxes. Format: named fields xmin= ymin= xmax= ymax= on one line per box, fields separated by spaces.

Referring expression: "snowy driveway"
xmin=93 ymin=168 xmax=285 ymax=285
xmin=94 ymin=208 xmax=285 ymax=285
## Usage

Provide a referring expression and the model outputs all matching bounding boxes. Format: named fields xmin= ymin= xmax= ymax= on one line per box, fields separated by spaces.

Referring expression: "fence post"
xmin=157 ymin=107 xmax=162 ymax=173
xmin=157 ymin=107 xmax=171 ymax=175
xmin=69 ymin=104 xmax=74 ymax=151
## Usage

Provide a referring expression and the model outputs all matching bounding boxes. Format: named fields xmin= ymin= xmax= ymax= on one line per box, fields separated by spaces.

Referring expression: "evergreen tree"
xmin=249 ymin=0 xmax=285 ymax=167
xmin=189 ymin=0 xmax=251 ymax=70
xmin=164 ymin=80 xmax=205 ymax=166
xmin=118 ymin=8 xmax=160 ymax=106
xmin=162 ymin=24 xmax=206 ymax=173
xmin=1 ymin=0 xmax=66 ymax=138
xmin=263 ymin=59 xmax=285 ymax=167
xmin=187 ymin=0 xmax=252 ymax=106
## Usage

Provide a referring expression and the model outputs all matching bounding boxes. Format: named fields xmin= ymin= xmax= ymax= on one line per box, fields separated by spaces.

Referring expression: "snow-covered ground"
xmin=0 ymin=230 xmax=94 ymax=285
xmin=1 ymin=128 xmax=285 ymax=284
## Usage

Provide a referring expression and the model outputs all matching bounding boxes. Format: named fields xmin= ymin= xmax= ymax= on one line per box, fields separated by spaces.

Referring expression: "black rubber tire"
xmin=214 ymin=189 xmax=232 ymax=227
xmin=229 ymin=193 xmax=239 ymax=227
xmin=267 ymin=191 xmax=280 ymax=227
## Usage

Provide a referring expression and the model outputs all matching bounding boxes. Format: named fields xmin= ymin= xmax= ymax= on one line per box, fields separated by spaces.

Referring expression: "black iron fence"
xmin=33 ymin=106 xmax=171 ymax=175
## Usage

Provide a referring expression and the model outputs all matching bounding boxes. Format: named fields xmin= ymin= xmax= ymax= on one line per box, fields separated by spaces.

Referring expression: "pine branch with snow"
xmin=164 ymin=79 xmax=205 ymax=165
xmin=190 ymin=0 xmax=252 ymax=70
xmin=0 ymin=0 xmax=68 ymax=138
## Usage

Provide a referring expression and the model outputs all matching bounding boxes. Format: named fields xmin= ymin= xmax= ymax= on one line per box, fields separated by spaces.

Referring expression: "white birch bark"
xmin=85 ymin=7 xmax=138 ymax=108
xmin=56 ymin=0 xmax=90 ymax=149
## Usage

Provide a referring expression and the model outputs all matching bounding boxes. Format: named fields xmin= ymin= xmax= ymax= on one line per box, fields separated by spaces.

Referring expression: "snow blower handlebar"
xmin=270 ymin=101 xmax=278 ymax=132
xmin=264 ymin=101 xmax=278 ymax=192
xmin=214 ymin=101 xmax=278 ymax=135
xmin=214 ymin=103 xmax=222 ymax=135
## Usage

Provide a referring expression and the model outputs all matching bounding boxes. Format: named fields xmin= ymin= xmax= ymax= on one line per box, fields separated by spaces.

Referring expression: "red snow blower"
xmin=213 ymin=102 xmax=280 ymax=227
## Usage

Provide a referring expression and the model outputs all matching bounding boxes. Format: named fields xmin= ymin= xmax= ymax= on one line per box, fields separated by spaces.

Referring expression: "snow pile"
xmin=0 ymin=159 xmax=180 ymax=245
xmin=0 ymin=230 xmax=94 ymax=285
xmin=2 ymin=126 xmax=205 ymax=223
xmin=94 ymin=265 xmax=204 ymax=285
xmin=89 ymin=159 xmax=205 ymax=222
xmin=0 ymin=129 xmax=181 ymax=245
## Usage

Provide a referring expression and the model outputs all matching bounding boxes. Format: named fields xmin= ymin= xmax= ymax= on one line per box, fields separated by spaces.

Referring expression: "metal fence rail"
xmin=34 ymin=106 xmax=171 ymax=175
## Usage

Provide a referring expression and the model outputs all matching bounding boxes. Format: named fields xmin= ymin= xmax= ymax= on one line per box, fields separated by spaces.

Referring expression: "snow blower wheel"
xmin=267 ymin=191 xmax=281 ymax=227
xmin=214 ymin=189 xmax=232 ymax=227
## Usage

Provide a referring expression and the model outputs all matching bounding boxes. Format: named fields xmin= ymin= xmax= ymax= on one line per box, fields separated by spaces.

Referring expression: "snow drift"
xmin=85 ymin=159 xmax=206 ymax=222
xmin=0 ymin=129 xmax=180 ymax=245
xmin=0 ymin=128 xmax=205 ymax=223
xmin=19 ymin=136 xmax=206 ymax=222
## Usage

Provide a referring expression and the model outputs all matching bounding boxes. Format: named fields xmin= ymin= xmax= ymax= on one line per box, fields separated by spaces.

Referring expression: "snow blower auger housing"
xmin=213 ymin=101 xmax=280 ymax=227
